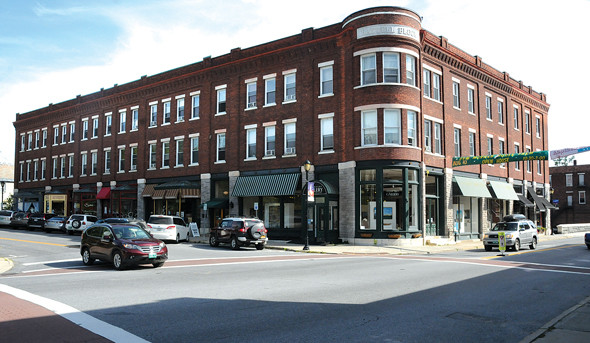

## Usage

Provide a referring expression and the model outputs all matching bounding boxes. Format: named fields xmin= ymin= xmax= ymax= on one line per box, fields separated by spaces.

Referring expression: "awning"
xmin=13 ymin=192 xmax=41 ymax=199
xmin=232 ymin=173 xmax=300 ymax=197
xmin=527 ymin=187 xmax=547 ymax=212
xmin=488 ymin=181 xmax=519 ymax=201
xmin=538 ymin=196 xmax=557 ymax=210
xmin=517 ymin=194 xmax=535 ymax=207
xmin=200 ymin=198 xmax=229 ymax=209
xmin=180 ymin=188 xmax=201 ymax=198
xmin=164 ymin=189 xmax=179 ymax=199
xmin=142 ymin=184 xmax=155 ymax=197
xmin=96 ymin=187 xmax=111 ymax=200
xmin=155 ymin=180 xmax=200 ymax=189
xmin=453 ymin=176 xmax=492 ymax=198
xmin=151 ymin=189 xmax=167 ymax=200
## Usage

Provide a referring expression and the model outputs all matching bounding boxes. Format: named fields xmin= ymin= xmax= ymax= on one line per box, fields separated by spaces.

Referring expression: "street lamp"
xmin=0 ymin=181 xmax=5 ymax=210
xmin=303 ymin=160 xmax=312 ymax=251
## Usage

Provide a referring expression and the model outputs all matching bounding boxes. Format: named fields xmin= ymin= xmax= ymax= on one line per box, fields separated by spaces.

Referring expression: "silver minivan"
xmin=147 ymin=215 xmax=189 ymax=244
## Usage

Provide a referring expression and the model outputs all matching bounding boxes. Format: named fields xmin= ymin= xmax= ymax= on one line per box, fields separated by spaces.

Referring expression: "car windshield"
xmin=491 ymin=222 xmax=518 ymax=231
xmin=0 ymin=211 xmax=12 ymax=216
xmin=112 ymin=226 xmax=152 ymax=240
xmin=149 ymin=217 xmax=173 ymax=224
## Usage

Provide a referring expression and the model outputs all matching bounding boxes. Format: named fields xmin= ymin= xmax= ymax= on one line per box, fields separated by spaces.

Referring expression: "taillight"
xmin=264 ymin=229 xmax=268 ymax=233
xmin=82 ymin=221 xmax=86 ymax=225
xmin=147 ymin=224 xmax=153 ymax=229
xmin=239 ymin=227 xmax=247 ymax=233
xmin=166 ymin=225 xmax=175 ymax=230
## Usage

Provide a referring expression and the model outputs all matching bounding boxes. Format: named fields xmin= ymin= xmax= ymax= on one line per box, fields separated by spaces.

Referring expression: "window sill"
xmin=174 ymin=165 xmax=184 ymax=168
xmin=282 ymin=154 xmax=297 ymax=158
xmin=215 ymin=112 xmax=226 ymax=116
xmin=189 ymin=117 xmax=200 ymax=121
xmin=244 ymin=158 xmax=257 ymax=162
xmin=282 ymin=99 xmax=296 ymax=105
xmin=245 ymin=106 xmax=257 ymax=111
xmin=263 ymin=103 xmax=276 ymax=108
xmin=318 ymin=150 xmax=334 ymax=154
xmin=262 ymin=155 xmax=276 ymax=160
xmin=161 ymin=123 xmax=171 ymax=126
xmin=214 ymin=160 xmax=226 ymax=164
xmin=175 ymin=120 xmax=185 ymax=124
xmin=318 ymin=93 xmax=334 ymax=99
xmin=118 ymin=131 xmax=126 ymax=135
xmin=189 ymin=163 xmax=199 ymax=167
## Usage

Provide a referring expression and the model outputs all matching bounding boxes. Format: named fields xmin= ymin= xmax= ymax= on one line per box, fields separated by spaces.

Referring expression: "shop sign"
xmin=452 ymin=150 xmax=548 ymax=167
xmin=357 ymin=24 xmax=419 ymax=42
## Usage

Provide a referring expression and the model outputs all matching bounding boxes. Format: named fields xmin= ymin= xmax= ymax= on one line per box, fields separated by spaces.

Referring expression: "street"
xmin=1 ymin=227 xmax=590 ymax=343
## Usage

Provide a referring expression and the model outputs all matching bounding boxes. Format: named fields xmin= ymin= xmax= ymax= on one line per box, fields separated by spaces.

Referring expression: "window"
xmin=537 ymin=157 xmax=542 ymax=175
xmin=53 ymin=127 xmax=59 ymax=145
xmin=20 ymin=134 xmax=25 ymax=151
xmin=175 ymin=140 xmax=183 ymax=166
xmin=407 ymin=111 xmax=417 ymax=146
xmin=525 ymin=111 xmax=530 ymax=134
xmin=131 ymin=109 xmax=139 ymax=130
xmin=27 ymin=133 xmax=32 ymax=150
xmin=119 ymin=111 xmax=126 ymax=133
xmin=384 ymin=109 xmax=401 ymax=145
xmin=434 ymin=122 xmax=442 ymax=155
xmin=105 ymin=114 xmax=112 ymax=136
xmin=467 ymin=87 xmax=475 ymax=114
xmin=217 ymin=133 xmax=226 ymax=162
xmin=150 ymin=104 xmax=158 ymax=126
xmin=361 ymin=54 xmax=376 ymax=85
xmin=163 ymin=101 xmax=171 ymax=124
xmin=536 ymin=117 xmax=541 ymax=138
xmin=513 ymin=107 xmax=519 ymax=130
xmin=190 ymin=137 xmax=199 ymax=165
xmin=104 ymin=150 xmax=111 ymax=174
xmin=423 ymin=69 xmax=431 ymax=98
xmin=61 ymin=125 xmax=67 ymax=144
xmin=432 ymin=73 xmax=441 ymax=101
xmin=19 ymin=162 xmax=24 ymax=182
xmin=162 ymin=141 xmax=170 ymax=168
xmin=149 ymin=143 xmax=156 ymax=169
xmin=265 ymin=78 xmax=276 ymax=105
xmin=284 ymin=122 xmax=296 ymax=155
xmin=514 ymin=144 xmax=520 ymax=170
xmin=82 ymin=120 xmax=89 ymax=139
xmin=469 ymin=132 xmax=476 ymax=156
xmin=526 ymin=147 xmax=532 ymax=173
xmin=566 ymin=173 xmax=573 ymax=187
xmin=81 ymin=153 xmax=87 ymax=176
xmin=499 ymin=140 xmax=505 ymax=167
xmin=567 ymin=195 xmax=573 ymax=207
xmin=454 ymin=128 xmax=461 ymax=157
xmin=130 ymin=146 xmax=137 ymax=171
xmin=320 ymin=117 xmax=334 ymax=151
xmin=177 ymin=98 xmax=184 ymax=122
xmin=191 ymin=94 xmax=200 ymax=119
xmin=42 ymin=129 xmax=47 ymax=147
xmin=27 ymin=161 xmax=31 ymax=181
xmin=580 ymin=191 xmax=586 ymax=205
xmin=383 ymin=53 xmax=399 ymax=83
xmin=91 ymin=151 xmax=97 ymax=175
xmin=284 ymin=73 xmax=296 ymax=101
xmin=424 ymin=119 xmax=432 ymax=152
xmin=34 ymin=131 xmax=39 ymax=148
xmin=452 ymin=81 xmax=460 ymax=108
xmin=405 ymin=55 xmax=416 ymax=86
xmin=34 ymin=160 xmax=39 ymax=180
xmin=579 ymin=173 xmax=585 ymax=186
xmin=320 ymin=65 xmax=333 ymax=96
xmin=52 ymin=157 xmax=58 ymax=179
xmin=362 ymin=110 xmax=377 ymax=146
xmin=487 ymin=137 xmax=493 ymax=156
xmin=118 ymin=148 xmax=125 ymax=172
xmin=247 ymin=129 xmax=256 ymax=159
xmin=498 ymin=100 xmax=504 ymax=124
xmin=217 ymin=88 xmax=226 ymax=114
xmin=265 ymin=126 xmax=275 ymax=156
xmin=41 ymin=159 xmax=46 ymax=180
xmin=484 ymin=95 xmax=492 ymax=120
xmin=246 ymin=82 xmax=256 ymax=109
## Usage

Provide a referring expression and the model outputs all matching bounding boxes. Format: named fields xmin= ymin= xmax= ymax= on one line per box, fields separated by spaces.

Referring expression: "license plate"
xmin=491 ymin=241 xmax=498 ymax=244
xmin=260 ymin=235 xmax=266 ymax=239
xmin=149 ymin=252 xmax=157 ymax=258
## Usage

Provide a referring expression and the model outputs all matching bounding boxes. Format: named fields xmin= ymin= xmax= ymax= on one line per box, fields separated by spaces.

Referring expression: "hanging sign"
xmin=452 ymin=151 xmax=548 ymax=167
xmin=307 ymin=182 xmax=315 ymax=202
xmin=549 ymin=146 xmax=590 ymax=160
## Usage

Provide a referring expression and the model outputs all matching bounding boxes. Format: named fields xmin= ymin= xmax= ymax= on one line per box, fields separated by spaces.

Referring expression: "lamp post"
xmin=303 ymin=160 xmax=312 ymax=251
xmin=0 ymin=181 xmax=5 ymax=210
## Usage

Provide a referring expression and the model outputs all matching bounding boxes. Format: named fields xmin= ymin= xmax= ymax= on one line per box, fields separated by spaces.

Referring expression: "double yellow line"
xmin=484 ymin=244 xmax=583 ymax=259
xmin=0 ymin=237 xmax=68 ymax=247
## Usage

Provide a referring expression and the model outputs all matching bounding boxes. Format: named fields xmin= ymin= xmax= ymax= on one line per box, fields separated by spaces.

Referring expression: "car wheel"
xmin=152 ymin=262 xmax=164 ymax=268
xmin=484 ymin=245 xmax=492 ymax=252
xmin=82 ymin=248 xmax=95 ymax=266
xmin=186 ymin=232 xmax=190 ymax=242
xmin=209 ymin=234 xmax=219 ymax=247
xmin=513 ymin=239 xmax=520 ymax=252
xmin=112 ymin=251 xmax=125 ymax=270
xmin=230 ymin=236 xmax=240 ymax=250
xmin=174 ymin=233 xmax=180 ymax=244
xmin=529 ymin=237 xmax=537 ymax=250
xmin=256 ymin=243 xmax=264 ymax=250
xmin=587 ymin=244 xmax=590 ymax=250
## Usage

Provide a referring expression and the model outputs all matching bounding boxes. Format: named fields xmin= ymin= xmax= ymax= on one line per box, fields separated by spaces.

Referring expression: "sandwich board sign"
xmin=498 ymin=231 xmax=506 ymax=255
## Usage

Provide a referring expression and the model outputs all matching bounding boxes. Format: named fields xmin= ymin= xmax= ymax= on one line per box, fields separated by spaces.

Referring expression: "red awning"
xmin=96 ymin=187 xmax=111 ymax=200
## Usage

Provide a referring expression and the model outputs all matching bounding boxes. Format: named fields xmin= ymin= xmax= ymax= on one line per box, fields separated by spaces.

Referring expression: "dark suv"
xmin=27 ymin=213 xmax=56 ymax=231
xmin=80 ymin=223 xmax=168 ymax=270
xmin=209 ymin=217 xmax=268 ymax=250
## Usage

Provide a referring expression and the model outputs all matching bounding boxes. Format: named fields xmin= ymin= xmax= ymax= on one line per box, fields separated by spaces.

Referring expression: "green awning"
xmin=488 ymin=181 xmax=519 ymax=201
xmin=232 ymin=173 xmax=300 ymax=197
xmin=200 ymin=198 xmax=228 ymax=209
xmin=453 ymin=176 xmax=491 ymax=198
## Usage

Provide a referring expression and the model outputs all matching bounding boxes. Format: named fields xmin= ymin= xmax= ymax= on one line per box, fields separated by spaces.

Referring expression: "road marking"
xmin=0 ymin=237 xmax=68 ymax=247
xmin=483 ymin=244 xmax=584 ymax=259
xmin=0 ymin=284 xmax=149 ymax=343
xmin=23 ymin=258 xmax=80 ymax=266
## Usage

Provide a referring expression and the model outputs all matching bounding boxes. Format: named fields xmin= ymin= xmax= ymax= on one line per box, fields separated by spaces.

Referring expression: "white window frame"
xmin=566 ymin=173 xmax=573 ymax=187
xmin=423 ymin=69 xmax=431 ymax=98
xmin=191 ymin=92 xmax=200 ymax=120
xmin=283 ymin=72 xmax=296 ymax=102
xmin=246 ymin=128 xmax=257 ymax=160
xmin=246 ymin=81 xmax=257 ymax=109
xmin=434 ymin=122 xmax=442 ymax=155
xmin=175 ymin=138 xmax=184 ymax=166
xmin=454 ymin=127 xmax=461 ymax=157
xmin=514 ymin=143 xmax=520 ymax=170
xmin=432 ymin=73 xmax=441 ymax=101
xmin=162 ymin=100 xmax=171 ymax=125
xmin=190 ymin=135 xmax=199 ymax=165
xmin=319 ymin=63 xmax=334 ymax=97
xmin=467 ymin=86 xmax=475 ymax=114
xmin=405 ymin=55 xmax=416 ymax=86
xmin=150 ymin=103 xmax=158 ymax=127
xmin=361 ymin=54 xmax=376 ymax=85
xmin=384 ymin=109 xmax=401 ymax=145
xmin=497 ymin=98 xmax=504 ymax=125
xmin=42 ymin=129 xmax=47 ymax=147
xmin=149 ymin=143 xmax=157 ymax=169
xmin=216 ymin=132 xmax=226 ymax=162
xmin=216 ymin=86 xmax=227 ymax=115
xmin=424 ymin=119 xmax=432 ymax=152
xmin=452 ymin=80 xmax=460 ymax=109
xmin=468 ymin=131 xmax=476 ymax=156
xmin=176 ymin=97 xmax=185 ymax=122
xmin=69 ymin=123 xmax=75 ymax=142
xmin=264 ymin=76 xmax=276 ymax=106
xmin=485 ymin=94 xmax=492 ymax=120
xmin=264 ymin=125 xmax=276 ymax=157
xmin=535 ymin=116 xmax=541 ymax=138
xmin=82 ymin=119 xmax=89 ymax=140
xmin=91 ymin=151 xmax=98 ymax=175
xmin=579 ymin=191 xmax=586 ymax=205
xmin=513 ymin=106 xmax=519 ymax=130
xmin=105 ymin=113 xmax=112 ymax=136
xmin=130 ymin=145 xmax=138 ymax=171
xmin=284 ymin=121 xmax=296 ymax=155
xmin=361 ymin=110 xmax=378 ymax=147
xmin=104 ymin=149 xmax=111 ymax=174
xmin=118 ymin=147 xmax=125 ymax=173
xmin=407 ymin=110 xmax=417 ymax=146
xmin=162 ymin=140 xmax=170 ymax=168
xmin=80 ymin=153 xmax=87 ymax=176
xmin=131 ymin=107 xmax=139 ymax=131
xmin=319 ymin=114 xmax=334 ymax=151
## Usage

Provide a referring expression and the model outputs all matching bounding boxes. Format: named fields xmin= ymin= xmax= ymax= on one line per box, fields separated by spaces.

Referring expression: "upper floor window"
xmin=499 ymin=140 xmax=505 ymax=167
xmin=407 ymin=111 xmax=417 ymax=146
xmin=69 ymin=123 xmax=75 ymax=142
xmin=265 ymin=77 xmax=276 ymax=105
xmin=383 ymin=53 xmax=399 ymax=83
xmin=190 ymin=136 xmax=199 ymax=165
xmin=91 ymin=151 xmax=97 ymax=175
xmin=579 ymin=173 xmax=585 ymax=186
xmin=118 ymin=148 xmax=125 ymax=172
xmin=150 ymin=104 xmax=158 ymax=127
xmin=246 ymin=128 xmax=256 ymax=159
xmin=284 ymin=122 xmax=296 ymax=155
xmin=361 ymin=54 xmax=376 ymax=85
xmin=175 ymin=139 xmax=184 ymax=166
xmin=119 ymin=111 xmax=126 ymax=133
xmin=34 ymin=131 xmax=39 ymax=149
xmin=487 ymin=137 xmax=493 ymax=156
xmin=42 ymin=129 xmax=47 ymax=147
xmin=53 ymin=127 xmax=59 ymax=145
xmin=320 ymin=64 xmax=333 ymax=96
xmin=131 ymin=108 xmax=139 ymax=131
xmin=525 ymin=111 xmax=530 ymax=134
xmin=105 ymin=114 xmax=112 ymax=136
xmin=384 ymin=109 xmax=401 ymax=145
xmin=454 ymin=128 xmax=461 ymax=157
xmin=469 ymin=132 xmax=476 ymax=156
xmin=526 ymin=147 xmax=532 ymax=173
xmin=497 ymin=100 xmax=504 ymax=124
xmin=104 ymin=149 xmax=111 ymax=174
xmin=320 ymin=116 xmax=334 ymax=151
xmin=566 ymin=173 xmax=573 ymax=187
xmin=163 ymin=101 xmax=171 ymax=124
xmin=217 ymin=133 xmax=226 ymax=162
xmin=177 ymin=98 xmax=185 ymax=122
xmin=424 ymin=119 xmax=432 ymax=152
xmin=246 ymin=82 xmax=257 ymax=109
xmin=514 ymin=144 xmax=520 ymax=170
xmin=405 ymin=55 xmax=416 ymax=86
xmin=92 ymin=117 xmax=99 ymax=138
xmin=27 ymin=133 xmax=32 ymax=150
xmin=81 ymin=153 xmax=87 ymax=176
xmin=82 ymin=120 xmax=89 ymax=140
xmin=361 ymin=110 xmax=377 ymax=146
xmin=432 ymin=73 xmax=441 ymax=101
xmin=467 ymin=87 xmax=475 ymax=114
xmin=61 ymin=124 xmax=67 ymax=143
xmin=149 ymin=143 xmax=157 ymax=169
xmin=513 ymin=107 xmax=519 ymax=130
xmin=265 ymin=126 xmax=275 ymax=157
xmin=452 ymin=81 xmax=460 ymax=108
xmin=485 ymin=95 xmax=492 ymax=120
xmin=284 ymin=73 xmax=296 ymax=101
xmin=580 ymin=191 xmax=586 ymax=205
xmin=162 ymin=141 xmax=170 ymax=168
xmin=535 ymin=116 xmax=541 ymax=138
xmin=191 ymin=93 xmax=200 ymax=119
xmin=130 ymin=146 xmax=138 ymax=171
xmin=434 ymin=122 xmax=442 ymax=155
xmin=423 ymin=69 xmax=431 ymax=98
xmin=216 ymin=87 xmax=227 ymax=114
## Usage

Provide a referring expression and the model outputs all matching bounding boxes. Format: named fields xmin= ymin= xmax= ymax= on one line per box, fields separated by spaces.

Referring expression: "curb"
xmin=0 ymin=257 xmax=14 ymax=274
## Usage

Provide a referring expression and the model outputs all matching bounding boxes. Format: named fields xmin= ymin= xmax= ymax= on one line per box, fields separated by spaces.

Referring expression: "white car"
xmin=65 ymin=214 xmax=98 ymax=235
xmin=147 ymin=215 xmax=189 ymax=243
xmin=0 ymin=210 xmax=16 ymax=226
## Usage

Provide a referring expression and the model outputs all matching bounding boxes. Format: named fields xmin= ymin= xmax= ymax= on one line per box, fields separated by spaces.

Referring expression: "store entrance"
xmin=303 ymin=180 xmax=339 ymax=244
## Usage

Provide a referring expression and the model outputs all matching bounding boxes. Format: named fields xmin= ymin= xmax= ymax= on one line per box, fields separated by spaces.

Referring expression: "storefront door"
xmin=306 ymin=197 xmax=338 ymax=244
xmin=425 ymin=197 xmax=438 ymax=236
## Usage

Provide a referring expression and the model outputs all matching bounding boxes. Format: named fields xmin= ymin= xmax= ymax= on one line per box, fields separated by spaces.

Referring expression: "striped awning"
xmin=151 ymin=189 xmax=167 ymax=200
xmin=232 ymin=173 xmax=300 ymax=197
xmin=142 ymin=184 xmax=155 ymax=197
xmin=180 ymin=188 xmax=200 ymax=198
xmin=165 ymin=189 xmax=179 ymax=199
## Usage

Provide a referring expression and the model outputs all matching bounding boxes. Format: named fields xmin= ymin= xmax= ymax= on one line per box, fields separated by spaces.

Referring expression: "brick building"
xmin=550 ymin=163 xmax=590 ymax=226
xmin=12 ymin=6 xmax=551 ymax=243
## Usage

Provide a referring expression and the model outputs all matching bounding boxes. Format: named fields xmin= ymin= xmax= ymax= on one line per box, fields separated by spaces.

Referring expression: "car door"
xmin=218 ymin=220 xmax=232 ymax=242
xmin=174 ymin=218 xmax=188 ymax=238
xmin=96 ymin=226 xmax=115 ymax=260
xmin=519 ymin=222 xmax=531 ymax=244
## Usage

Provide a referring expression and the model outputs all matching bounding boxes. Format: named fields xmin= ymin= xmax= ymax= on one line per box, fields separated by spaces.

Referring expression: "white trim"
xmin=244 ymin=124 xmax=257 ymax=130
xmin=452 ymin=77 xmax=461 ymax=83
xmin=354 ymin=103 xmax=420 ymax=112
xmin=467 ymin=84 xmax=475 ymax=90
xmin=318 ymin=60 xmax=334 ymax=68
xmin=188 ymin=132 xmax=200 ymax=138
xmin=282 ymin=69 xmax=297 ymax=75
xmin=422 ymin=64 xmax=442 ymax=75
xmin=190 ymin=90 xmax=200 ymax=96
xmin=468 ymin=128 xmax=477 ymax=133
xmin=453 ymin=123 xmax=462 ymax=129
xmin=215 ymin=84 xmax=227 ymax=90
xmin=130 ymin=105 xmax=139 ymax=110
xmin=485 ymin=92 xmax=492 ymax=97
xmin=174 ymin=135 xmax=184 ymax=140
xmin=342 ymin=11 xmax=421 ymax=28
xmin=263 ymin=73 xmax=276 ymax=79
xmin=118 ymin=109 xmax=126 ymax=113
xmin=263 ymin=121 xmax=276 ymax=127
xmin=215 ymin=128 xmax=226 ymax=134
xmin=424 ymin=114 xmax=443 ymax=124
xmin=161 ymin=97 xmax=171 ymax=102
xmin=244 ymin=77 xmax=258 ymax=83
xmin=486 ymin=133 xmax=494 ymax=138
xmin=160 ymin=138 xmax=170 ymax=143
xmin=354 ymin=47 xmax=419 ymax=59
xmin=117 ymin=145 xmax=126 ymax=149
xmin=318 ymin=112 xmax=335 ymax=119
xmin=282 ymin=118 xmax=297 ymax=124
xmin=175 ymin=94 xmax=185 ymax=99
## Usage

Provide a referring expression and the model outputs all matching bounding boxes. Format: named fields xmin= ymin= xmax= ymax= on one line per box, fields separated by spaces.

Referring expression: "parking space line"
xmin=0 ymin=237 xmax=68 ymax=247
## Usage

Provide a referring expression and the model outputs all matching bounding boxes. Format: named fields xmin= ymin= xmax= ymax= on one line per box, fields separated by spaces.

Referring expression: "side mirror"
xmin=102 ymin=235 xmax=113 ymax=242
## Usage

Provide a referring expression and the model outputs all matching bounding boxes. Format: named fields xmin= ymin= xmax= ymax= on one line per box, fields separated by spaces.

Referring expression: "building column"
xmin=96 ymin=182 xmax=103 ymax=219
xmin=508 ymin=177 xmax=515 ymax=215
xmin=338 ymin=161 xmax=355 ymax=241
xmin=420 ymin=163 xmax=427 ymax=242
xmin=544 ymin=182 xmax=552 ymax=232
xmin=444 ymin=168 xmax=454 ymax=238
xmin=137 ymin=178 xmax=146 ymax=220
xmin=228 ymin=170 xmax=240 ymax=217
xmin=200 ymin=173 xmax=211 ymax=234
xmin=480 ymin=173 xmax=488 ymax=237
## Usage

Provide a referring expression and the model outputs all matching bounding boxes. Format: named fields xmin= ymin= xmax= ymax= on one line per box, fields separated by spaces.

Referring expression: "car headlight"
xmin=484 ymin=234 xmax=489 ymax=239
xmin=123 ymin=243 xmax=141 ymax=250
xmin=505 ymin=234 xmax=514 ymax=239
xmin=159 ymin=242 xmax=166 ymax=249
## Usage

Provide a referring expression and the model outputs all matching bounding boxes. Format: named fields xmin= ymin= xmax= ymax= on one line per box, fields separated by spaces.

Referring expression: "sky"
xmin=1 ymin=0 xmax=589 ymax=166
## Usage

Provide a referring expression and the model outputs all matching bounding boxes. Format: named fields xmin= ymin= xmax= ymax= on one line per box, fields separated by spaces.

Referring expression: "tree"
xmin=553 ymin=156 xmax=576 ymax=166
xmin=2 ymin=195 xmax=14 ymax=210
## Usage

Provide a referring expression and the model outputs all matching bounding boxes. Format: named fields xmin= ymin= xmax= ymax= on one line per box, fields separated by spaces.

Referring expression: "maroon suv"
xmin=209 ymin=217 xmax=268 ymax=250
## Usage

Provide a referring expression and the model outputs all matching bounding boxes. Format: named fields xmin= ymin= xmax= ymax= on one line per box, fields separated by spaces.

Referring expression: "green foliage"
xmin=553 ymin=156 xmax=575 ymax=166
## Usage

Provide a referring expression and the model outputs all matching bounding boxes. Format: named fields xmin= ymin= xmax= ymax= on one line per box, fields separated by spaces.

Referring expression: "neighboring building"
xmin=12 ymin=6 xmax=551 ymax=243
xmin=550 ymin=162 xmax=590 ymax=227
xmin=0 ymin=163 xmax=14 ymax=210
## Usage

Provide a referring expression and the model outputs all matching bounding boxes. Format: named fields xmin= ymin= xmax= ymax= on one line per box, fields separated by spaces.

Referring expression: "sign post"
xmin=498 ymin=231 xmax=506 ymax=256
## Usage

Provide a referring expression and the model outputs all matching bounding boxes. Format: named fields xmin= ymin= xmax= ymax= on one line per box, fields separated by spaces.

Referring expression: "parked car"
xmin=65 ymin=214 xmax=98 ymax=235
xmin=146 ymin=215 xmax=189 ymax=243
xmin=27 ymin=213 xmax=57 ymax=231
xmin=96 ymin=218 xmax=130 ymax=224
xmin=80 ymin=223 xmax=168 ymax=270
xmin=10 ymin=212 xmax=30 ymax=229
xmin=585 ymin=233 xmax=590 ymax=249
xmin=0 ymin=210 xmax=16 ymax=226
xmin=44 ymin=216 xmax=67 ymax=233
xmin=483 ymin=214 xmax=538 ymax=252
xmin=209 ymin=217 xmax=268 ymax=250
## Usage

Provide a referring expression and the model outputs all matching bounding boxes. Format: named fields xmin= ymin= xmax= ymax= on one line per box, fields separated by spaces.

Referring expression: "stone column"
xmin=444 ymin=168 xmax=454 ymax=238
xmin=137 ymin=178 xmax=146 ymax=220
xmin=480 ymin=173 xmax=488 ymax=236
xmin=228 ymin=170 xmax=240 ymax=217
xmin=508 ymin=177 xmax=515 ymax=215
xmin=96 ymin=182 xmax=103 ymax=219
xmin=200 ymin=173 xmax=211 ymax=234
xmin=544 ymin=182 xmax=552 ymax=233
xmin=338 ymin=161 xmax=355 ymax=241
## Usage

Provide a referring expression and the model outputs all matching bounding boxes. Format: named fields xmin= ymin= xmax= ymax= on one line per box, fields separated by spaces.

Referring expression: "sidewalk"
xmin=1 ymin=232 xmax=588 ymax=343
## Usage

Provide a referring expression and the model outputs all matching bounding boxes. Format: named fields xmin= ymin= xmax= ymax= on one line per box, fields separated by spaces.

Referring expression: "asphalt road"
xmin=1 ymin=227 xmax=589 ymax=343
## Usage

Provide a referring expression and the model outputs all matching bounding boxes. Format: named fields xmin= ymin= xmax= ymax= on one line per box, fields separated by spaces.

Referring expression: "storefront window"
xmin=284 ymin=195 xmax=302 ymax=229
xmin=263 ymin=196 xmax=281 ymax=229
xmin=382 ymin=184 xmax=402 ymax=230
xmin=360 ymin=184 xmax=376 ymax=230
